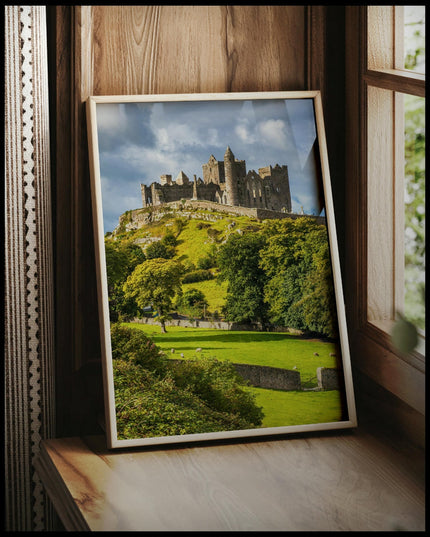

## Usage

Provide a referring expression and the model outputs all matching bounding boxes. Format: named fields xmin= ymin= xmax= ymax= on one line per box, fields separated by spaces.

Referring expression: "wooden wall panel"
xmin=86 ymin=5 xmax=306 ymax=96
xmin=49 ymin=5 xmax=334 ymax=437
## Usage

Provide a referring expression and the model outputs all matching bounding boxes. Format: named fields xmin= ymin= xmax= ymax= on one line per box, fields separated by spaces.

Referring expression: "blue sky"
xmin=96 ymin=97 xmax=324 ymax=232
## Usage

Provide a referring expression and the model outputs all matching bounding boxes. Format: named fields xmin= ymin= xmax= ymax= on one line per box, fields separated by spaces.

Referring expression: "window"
xmin=344 ymin=5 xmax=425 ymax=421
xmin=366 ymin=6 xmax=425 ymax=355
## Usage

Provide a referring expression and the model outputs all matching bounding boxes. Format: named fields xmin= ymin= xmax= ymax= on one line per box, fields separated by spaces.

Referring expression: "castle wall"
xmin=259 ymin=165 xmax=292 ymax=212
xmin=151 ymin=183 xmax=194 ymax=205
xmin=202 ymin=157 xmax=225 ymax=185
xmin=175 ymin=171 xmax=190 ymax=185
xmin=141 ymin=183 xmax=150 ymax=207
xmin=143 ymin=147 xmax=294 ymax=213
xmin=195 ymin=182 xmax=221 ymax=202
xmin=167 ymin=199 xmax=325 ymax=224
xmin=234 ymin=159 xmax=246 ymax=179
xmin=241 ymin=171 xmax=267 ymax=208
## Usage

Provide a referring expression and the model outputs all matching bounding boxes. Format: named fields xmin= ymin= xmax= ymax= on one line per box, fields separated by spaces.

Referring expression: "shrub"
xmin=196 ymin=254 xmax=216 ymax=270
xmin=175 ymin=288 xmax=209 ymax=318
xmin=170 ymin=356 xmax=264 ymax=426
xmin=182 ymin=269 xmax=214 ymax=283
xmin=110 ymin=323 xmax=167 ymax=375
xmin=161 ymin=230 xmax=178 ymax=247
xmin=145 ymin=240 xmax=175 ymax=260
xmin=207 ymin=227 xmax=222 ymax=242
xmin=114 ymin=360 xmax=258 ymax=439
xmin=111 ymin=324 xmax=264 ymax=440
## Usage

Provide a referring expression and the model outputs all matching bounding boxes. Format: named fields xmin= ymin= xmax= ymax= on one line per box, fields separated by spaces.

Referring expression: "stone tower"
xmin=224 ymin=146 xmax=238 ymax=206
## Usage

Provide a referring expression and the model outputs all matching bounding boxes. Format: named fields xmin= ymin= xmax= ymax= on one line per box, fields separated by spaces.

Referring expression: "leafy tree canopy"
xmin=217 ymin=232 xmax=269 ymax=325
xmin=175 ymin=288 xmax=209 ymax=319
xmin=123 ymin=258 xmax=184 ymax=332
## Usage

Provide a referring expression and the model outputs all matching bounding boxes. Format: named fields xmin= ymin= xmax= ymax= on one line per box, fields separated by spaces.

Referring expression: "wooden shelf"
xmin=35 ymin=429 xmax=425 ymax=532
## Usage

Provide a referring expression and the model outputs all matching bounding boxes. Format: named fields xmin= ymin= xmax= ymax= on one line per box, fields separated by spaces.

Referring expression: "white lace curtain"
xmin=4 ymin=5 xmax=55 ymax=531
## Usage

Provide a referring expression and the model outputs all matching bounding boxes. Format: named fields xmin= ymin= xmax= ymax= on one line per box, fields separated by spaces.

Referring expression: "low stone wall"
xmin=233 ymin=363 xmax=301 ymax=391
xmin=176 ymin=200 xmax=326 ymax=224
xmin=169 ymin=358 xmax=301 ymax=391
xmin=132 ymin=316 xmax=302 ymax=334
xmin=133 ymin=316 xmax=262 ymax=331
xmin=317 ymin=367 xmax=341 ymax=391
xmin=169 ymin=357 xmax=340 ymax=392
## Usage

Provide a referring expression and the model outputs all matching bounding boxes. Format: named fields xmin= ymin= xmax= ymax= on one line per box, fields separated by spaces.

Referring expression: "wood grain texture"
xmin=344 ymin=6 xmax=367 ymax=333
xmin=36 ymin=433 xmax=425 ymax=532
xmin=307 ymin=6 xmax=326 ymax=100
xmin=364 ymin=69 xmax=426 ymax=97
xmin=367 ymin=85 xmax=395 ymax=322
xmin=88 ymin=5 xmax=306 ymax=96
xmin=367 ymin=6 xmax=395 ymax=70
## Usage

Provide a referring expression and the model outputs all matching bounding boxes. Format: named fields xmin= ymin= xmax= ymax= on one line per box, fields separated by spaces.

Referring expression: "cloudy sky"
xmin=95 ymin=97 xmax=324 ymax=232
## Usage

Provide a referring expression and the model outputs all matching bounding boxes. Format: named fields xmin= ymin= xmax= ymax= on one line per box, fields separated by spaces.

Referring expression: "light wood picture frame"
xmin=86 ymin=91 xmax=357 ymax=449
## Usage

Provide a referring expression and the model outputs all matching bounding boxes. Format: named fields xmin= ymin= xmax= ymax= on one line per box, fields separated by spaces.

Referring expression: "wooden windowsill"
xmin=35 ymin=429 xmax=425 ymax=532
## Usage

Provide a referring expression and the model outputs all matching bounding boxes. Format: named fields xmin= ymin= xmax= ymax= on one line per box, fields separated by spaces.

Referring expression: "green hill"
xmin=105 ymin=204 xmax=336 ymax=339
xmin=107 ymin=205 xmax=264 ymax=315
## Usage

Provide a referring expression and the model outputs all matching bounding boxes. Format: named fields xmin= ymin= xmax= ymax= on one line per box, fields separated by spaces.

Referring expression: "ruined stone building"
xmin=141 ymin=146 xmax=292 ymax=212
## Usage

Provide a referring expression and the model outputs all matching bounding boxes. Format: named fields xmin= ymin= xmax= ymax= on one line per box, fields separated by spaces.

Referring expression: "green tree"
xmin=217 ymin=232 xmax=268 ymax=325
xmin=162 ymin=230 xmax=179 ymax=247
xmin=404 ymin=93 xmax=425 ymax=330
xmin=260 ymin=217 xmax=337 ymax=337
xmin=145 ymin=240 xmax=175 ymax=260
xmin=123 ymin=258 xmax=183 ymax=332
xmin=175 ymin=288 xmax=209 ymax=319
xmin=297 ymin=228 xmax=338 ymax=337
xmin=104 ymin=240 xmax=146 ymax=321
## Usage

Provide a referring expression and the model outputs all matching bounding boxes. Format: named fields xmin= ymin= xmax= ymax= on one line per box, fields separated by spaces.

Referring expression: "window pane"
xmin=404 ymin=6 xmax=425 ymax=74
xmin=404 ymin=93 xmax=425 ymax=331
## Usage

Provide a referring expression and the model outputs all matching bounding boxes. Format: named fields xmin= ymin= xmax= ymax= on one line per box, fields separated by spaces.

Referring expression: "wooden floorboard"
xmin=35 ymin=428 xmax=425 ymax=532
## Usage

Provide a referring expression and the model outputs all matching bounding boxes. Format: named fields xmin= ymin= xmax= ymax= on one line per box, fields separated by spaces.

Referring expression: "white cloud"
xmin=96 ymin=103 xmax=128 ymax=132
xmin=207 ymin=128 xmax=220 ymax=146
xmin=120 ymin=144 xmax=179 ymax=177
xmin=117 ymin=142 xmax=204 ymax=183
xmin=258 ymin=119 xmax=288 ymax=150
xmin=235 ymin=120 xmax=258 ymax=144
xmin=153 ymin=122 xmax=217 ymax=153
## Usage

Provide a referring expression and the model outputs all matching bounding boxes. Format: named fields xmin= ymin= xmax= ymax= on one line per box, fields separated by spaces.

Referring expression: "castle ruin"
xmin=140 ymin=146 xmax=292 ymax=213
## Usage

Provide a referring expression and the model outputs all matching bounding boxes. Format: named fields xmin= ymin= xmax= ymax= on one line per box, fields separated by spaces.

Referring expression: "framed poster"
xmin=86 ymin=91 xmax=357 ymax=449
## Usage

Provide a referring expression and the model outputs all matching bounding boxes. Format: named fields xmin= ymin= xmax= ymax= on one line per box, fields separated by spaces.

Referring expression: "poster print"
xmin=87 ymin=91 xmax=357 ymax=448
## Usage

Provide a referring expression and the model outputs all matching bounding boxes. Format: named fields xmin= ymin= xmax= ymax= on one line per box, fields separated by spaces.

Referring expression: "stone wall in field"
xmin=233 ymin=363 xmax=301 ymax=391
xmin=169 ymin=357 xmax=341 ymax=392
xmin=317 ymin=367 xmax=341 ymax=390
xmin=132 ymin=316 xmax=303 ymax=334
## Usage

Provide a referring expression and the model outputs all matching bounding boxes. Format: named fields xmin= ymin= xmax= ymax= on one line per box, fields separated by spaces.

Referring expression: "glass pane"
xmin=404 ymin=6 xmax=425 ymax=74
xmin=404 ymin=93 xmax=425 ymax=331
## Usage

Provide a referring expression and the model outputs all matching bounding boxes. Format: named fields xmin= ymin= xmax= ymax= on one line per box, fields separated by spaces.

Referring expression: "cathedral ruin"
xmin=140 ymin=146 xmax=292 ymax=213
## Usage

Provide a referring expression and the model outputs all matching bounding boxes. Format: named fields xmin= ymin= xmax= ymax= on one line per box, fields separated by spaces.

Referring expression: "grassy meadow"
xmin=246 ymin=387 xmax=343 ymax=427
xmin=126 ymin=322 xmax=340 ymax=388
xmin=124 ymin=323 xmax=344 ymax=427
